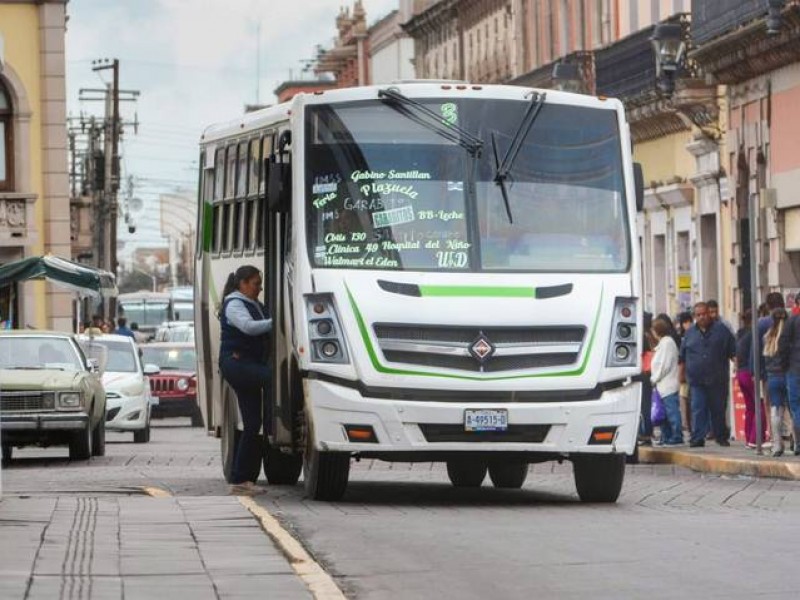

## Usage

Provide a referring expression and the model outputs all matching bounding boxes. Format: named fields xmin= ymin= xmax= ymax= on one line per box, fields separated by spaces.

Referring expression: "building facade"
xmin=369 ymin=0 xmax=416 ymax=84
xmin=691 ymin=0 xmax=800 ymax=317
xmin=314 ymin=2 xmax=371 ymax=87
xmin=0 ymin=0 xmax=71 ymax=330
xmin=404 ymin=0 xmax=522 ymax=83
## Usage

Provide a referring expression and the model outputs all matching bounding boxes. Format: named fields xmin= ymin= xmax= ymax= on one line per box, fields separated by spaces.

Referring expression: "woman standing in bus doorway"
xmin=218 ymin=265 xmax=272 ymax=495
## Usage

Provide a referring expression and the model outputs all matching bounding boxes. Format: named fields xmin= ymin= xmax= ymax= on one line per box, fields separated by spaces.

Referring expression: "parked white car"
xmin=78 ymin=334 xmax=158 ymax=443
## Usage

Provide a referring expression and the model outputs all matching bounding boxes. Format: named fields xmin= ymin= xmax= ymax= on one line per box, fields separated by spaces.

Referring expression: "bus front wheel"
xmin=302 ymin=420 xmax=350 ymax=500
xmin=572 ymin=454 xmax=626 ymax=503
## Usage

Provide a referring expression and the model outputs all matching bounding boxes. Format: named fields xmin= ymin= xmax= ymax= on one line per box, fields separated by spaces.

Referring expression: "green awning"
xmin=0 ymin=255 xmax=117 ymax=299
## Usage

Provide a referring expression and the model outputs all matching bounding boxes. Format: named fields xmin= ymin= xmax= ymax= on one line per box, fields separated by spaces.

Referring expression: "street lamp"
xmin=650 ymin=23 xmax=686 ymax=98
xmin=552 ymin=62 xmax=582 ymax=93
xmin=767 ymin=0 xmax=786 ymax=35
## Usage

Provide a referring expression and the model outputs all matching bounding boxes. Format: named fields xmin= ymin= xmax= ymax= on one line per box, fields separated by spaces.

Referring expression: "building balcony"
xmin=510 ymin=51 xmax=594 ymax=93
xmin=691 ymin=0 xmax=800 ymax=83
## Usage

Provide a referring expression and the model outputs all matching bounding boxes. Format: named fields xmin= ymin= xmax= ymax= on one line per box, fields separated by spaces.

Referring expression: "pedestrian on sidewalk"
xmin=651 ymin=317 xmax=683 ymax=445
xmin=679 ymin=302 xmax=736 ymax=448
xmin=777 ymin=308 xmax=800 ymax=456
xmin=736 ymin=309 xmax=766 ymax=448
xmin=763 ymin=308 xmax=793 ymax=457
xmin=677 ymin=311 xmax=694 ymax=433
xmin=638 ymin=311 xmax=655 ymax=446
xmin=218 ymin=265 xmax=273 ymax=496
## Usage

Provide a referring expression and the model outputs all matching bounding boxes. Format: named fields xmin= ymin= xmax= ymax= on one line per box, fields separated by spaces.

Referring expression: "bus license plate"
xmin=464 ymin=409 xmax=508 ymax=432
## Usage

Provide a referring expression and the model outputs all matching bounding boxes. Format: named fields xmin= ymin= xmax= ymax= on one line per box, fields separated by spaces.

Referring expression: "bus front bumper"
xmin=303 ymin=378 xmax=641 ymax=457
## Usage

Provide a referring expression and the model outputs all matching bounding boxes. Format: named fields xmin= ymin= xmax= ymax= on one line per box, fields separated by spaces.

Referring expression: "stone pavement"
xmin=0 ymin=494 xmax=311 ymax=600
xmin=639 ymin=439 xmax=800 ymax=480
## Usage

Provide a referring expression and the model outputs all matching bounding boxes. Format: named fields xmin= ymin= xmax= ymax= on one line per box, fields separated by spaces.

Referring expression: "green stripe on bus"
xmin=345 ymin=283 xmax=603 ymax=381
xmin=419 ymin=285 xmax=535 ymax=298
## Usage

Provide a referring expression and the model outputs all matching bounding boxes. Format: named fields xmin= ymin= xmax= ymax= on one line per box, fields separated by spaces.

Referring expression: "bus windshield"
xmin=305 ymin=98 xmax=629 ymax=273
xmin=119 ymin=301 xmax=170 ymax=327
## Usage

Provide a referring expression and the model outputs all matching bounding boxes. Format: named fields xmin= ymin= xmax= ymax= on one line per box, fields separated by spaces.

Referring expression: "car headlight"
xmin=177 ymin=378 xmax=189 ymax=391
xmin=58 ymin=392 xmax=82 ymax=409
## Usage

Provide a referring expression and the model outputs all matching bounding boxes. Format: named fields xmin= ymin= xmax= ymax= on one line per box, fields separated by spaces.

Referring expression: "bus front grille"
xmin=373 ymin=324 xmax=585 ymax=373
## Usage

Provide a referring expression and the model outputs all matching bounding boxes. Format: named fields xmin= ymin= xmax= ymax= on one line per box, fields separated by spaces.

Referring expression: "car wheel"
xmin=264 ymin=446 xmax=302 ymax=485
xmin=488 ymin=461 xmax=528 ymax=489
xmin=1 ymin=444 xmax=12 ymax=465
xmin=190 ymin=404 xmax=204 ymax=428
xmin=92 ymin=417 xmax=106 ymax=456
xmin=572 ymin=454 xmax=626 ymax=503
xmin=69 ymin=422 xmax=93 ymax=460
xmin=446 ymin=460 xmax=487 ymax=487
xmin=133 ymin=419 xmax=151 ymax=444
xmin=303 ymin=419 xmax=349 ymax=500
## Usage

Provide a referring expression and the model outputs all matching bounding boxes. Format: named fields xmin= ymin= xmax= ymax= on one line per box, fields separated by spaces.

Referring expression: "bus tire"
xmin=572 ymin=454 xmax=626 ymax=503
xmin=303 ymin=447 xmax=350 ymax=501
xmin=488 ymin=461 xmax=528 ymax=489
xmin=264 ymin=447 xmax=302 ymax=485
xmin=446 ymin=460 xmax=487 ymax=487
xmin=221 ymin=385 xmax=240 ymax=484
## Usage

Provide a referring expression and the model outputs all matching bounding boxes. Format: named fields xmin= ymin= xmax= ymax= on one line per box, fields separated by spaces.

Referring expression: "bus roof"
xmin=199 ymin=82 xmax=624 ymax=147
xmin=117 ymin=291 xmax=172 ymax=302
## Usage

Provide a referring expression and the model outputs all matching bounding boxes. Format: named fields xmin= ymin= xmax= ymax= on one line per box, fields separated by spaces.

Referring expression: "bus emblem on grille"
xmin=470 ymin=335 xmax=495 ymax=362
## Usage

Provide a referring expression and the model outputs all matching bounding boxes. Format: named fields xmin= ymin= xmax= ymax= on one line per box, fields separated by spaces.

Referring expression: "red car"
xmin=141 ymin=342 xmax=202 ymax=427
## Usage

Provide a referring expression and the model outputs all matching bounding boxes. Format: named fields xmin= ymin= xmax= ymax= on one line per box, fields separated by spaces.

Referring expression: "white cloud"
xmin=66 ymin=0 xmax=401 ymax=244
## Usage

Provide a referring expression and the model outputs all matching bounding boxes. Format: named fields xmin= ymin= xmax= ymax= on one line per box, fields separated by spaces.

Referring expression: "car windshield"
xmin=0 ymin=337 xmax=83 ymax=371
xmin=306 ymin=98 xmax=629 ymax=273
xmin=82 ymin=339 xmax=138 ymax=373
xmin=141 ymin=346 xmax=196 ymax=371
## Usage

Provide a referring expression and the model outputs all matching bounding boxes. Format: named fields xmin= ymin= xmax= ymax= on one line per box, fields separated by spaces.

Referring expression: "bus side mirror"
xmin=633 ymin=163 xmax=645 ymax=212
xmin=267 ymin=161 xmax=291 ymax=213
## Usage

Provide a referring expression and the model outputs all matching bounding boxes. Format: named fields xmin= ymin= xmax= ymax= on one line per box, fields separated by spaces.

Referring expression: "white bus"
xmin=195 ymin=82 xmax=644 ymax=502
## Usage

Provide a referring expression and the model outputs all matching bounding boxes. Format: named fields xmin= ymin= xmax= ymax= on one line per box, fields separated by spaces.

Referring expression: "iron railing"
xmin=692 ymin=0 xmax=767 ymax=46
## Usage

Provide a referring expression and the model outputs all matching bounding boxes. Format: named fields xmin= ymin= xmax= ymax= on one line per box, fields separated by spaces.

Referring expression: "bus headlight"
xmin=606 ymin=297 xmax=638 ymax=367
xmin=306 ymin=294 xmax=350 ymax=364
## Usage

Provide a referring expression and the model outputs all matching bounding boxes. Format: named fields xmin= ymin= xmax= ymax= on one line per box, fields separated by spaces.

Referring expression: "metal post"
xmin=749 ymin=191 xmax=763 ymax=455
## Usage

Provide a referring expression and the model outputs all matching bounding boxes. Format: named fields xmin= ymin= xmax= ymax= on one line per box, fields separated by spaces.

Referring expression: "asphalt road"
xmin=4 ymin=421 xmax=800 ymax=600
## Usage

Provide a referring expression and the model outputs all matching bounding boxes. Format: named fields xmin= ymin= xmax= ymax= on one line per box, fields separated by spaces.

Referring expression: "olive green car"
xmin=0 ymin=330 xmax=107 ymax=462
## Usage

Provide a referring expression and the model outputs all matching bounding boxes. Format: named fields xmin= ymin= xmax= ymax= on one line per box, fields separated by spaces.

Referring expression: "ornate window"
xmin=0 ymin=79 xmax=12 ymax=191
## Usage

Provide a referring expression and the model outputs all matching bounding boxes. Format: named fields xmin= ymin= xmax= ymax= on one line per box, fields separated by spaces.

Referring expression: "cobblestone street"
xmin=3 ymin=420 xmax=800 ymax=599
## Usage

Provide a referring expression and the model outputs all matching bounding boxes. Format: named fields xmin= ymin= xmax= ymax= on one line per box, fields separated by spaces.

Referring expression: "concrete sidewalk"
xmin=639 ymin=441 xmax=800 ymax=480
xmin=0 ymin=494 xmax=312 ymax=600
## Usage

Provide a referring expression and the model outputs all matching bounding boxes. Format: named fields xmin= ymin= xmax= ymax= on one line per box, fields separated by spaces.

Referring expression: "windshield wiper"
xmin=493 ymin=91 xmax=547 ymax=223
xmin=377 ymin=89 xmax=483 ymax=157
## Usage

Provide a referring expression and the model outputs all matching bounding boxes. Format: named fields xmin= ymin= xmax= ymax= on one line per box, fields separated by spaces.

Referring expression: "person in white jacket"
xmin=651 ymin=317 xmax=684 ymax=445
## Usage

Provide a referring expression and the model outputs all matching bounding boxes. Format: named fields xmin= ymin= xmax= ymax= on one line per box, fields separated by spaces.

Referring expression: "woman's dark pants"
xmin=220 ymin=355 xmax=271 ymax=485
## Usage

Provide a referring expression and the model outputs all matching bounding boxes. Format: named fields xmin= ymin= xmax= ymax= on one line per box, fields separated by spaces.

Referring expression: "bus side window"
xmin=212 ymin=204 xmax=221 ymax=254
xmin=221 ymin=202 xmax=231 ymax=253
xmin=237 ymin=141 xmax=248 ymax=198
xmin=214 ymin=148 xmax=225 ymax=201
xmin=232 ymin=199 xmax=242 ymax=252
xmin=225 ymin=144 xmax=237 ymax=200
xmin=249 ymin=138 xmax=260 ymax=197
xmin=257 ymin=133 xmax=274 ymax=250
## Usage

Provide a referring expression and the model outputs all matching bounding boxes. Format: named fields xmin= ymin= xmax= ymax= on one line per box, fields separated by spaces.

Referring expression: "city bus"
xmin=195 ymin=82 xmax=644 ymax=502
xmin=116 ymin=291 xmax=173 ymax=340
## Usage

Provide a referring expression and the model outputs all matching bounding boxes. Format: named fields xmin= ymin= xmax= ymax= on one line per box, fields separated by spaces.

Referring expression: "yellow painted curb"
xmin=239 ymin=496 xmax=347 ymax=600
xmin=639 ymin=447 xmax=800 ymax=480
xmin=140 ymin=486 xmax=173 ymax=498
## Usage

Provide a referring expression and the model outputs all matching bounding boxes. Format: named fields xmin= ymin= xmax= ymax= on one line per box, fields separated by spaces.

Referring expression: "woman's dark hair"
xmin=655 ymin=313 xmax=681 ymax=346
xmin=221 ymin=265 xmax=261 ymax=300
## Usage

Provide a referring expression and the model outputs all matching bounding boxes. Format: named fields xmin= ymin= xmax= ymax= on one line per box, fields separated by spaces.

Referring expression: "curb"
xmin=239 ymin=496 xmax=348 ymax=600
xmin=638 ymin=447 xmax=800 ymax=480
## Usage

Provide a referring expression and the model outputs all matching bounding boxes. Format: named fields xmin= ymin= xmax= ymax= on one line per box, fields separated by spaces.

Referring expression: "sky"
xmin=65 ymin=0 xmax=400 ymax=253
